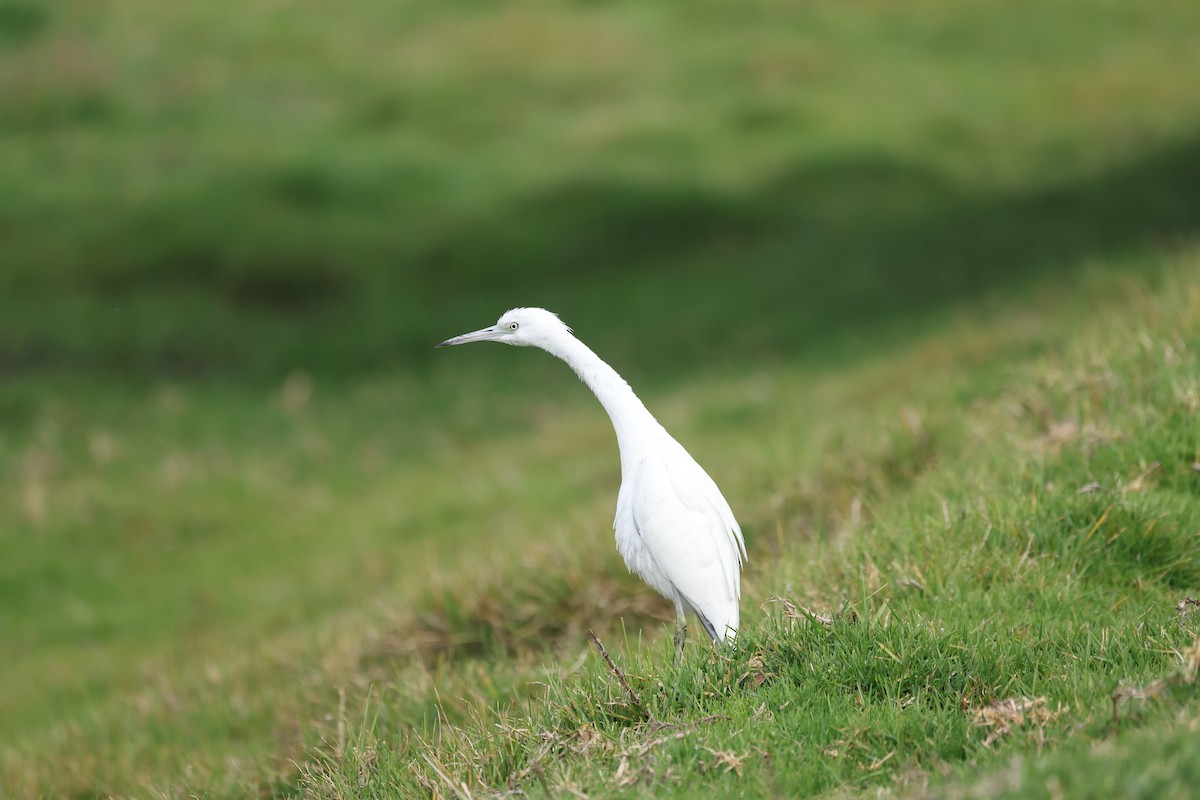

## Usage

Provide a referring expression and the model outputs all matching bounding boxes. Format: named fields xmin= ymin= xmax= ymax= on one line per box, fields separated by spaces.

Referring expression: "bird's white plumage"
xmin=624 ymin=454 xmax=744 ymax=638
xmin=437 ymin=307 xmax=746 ymax=645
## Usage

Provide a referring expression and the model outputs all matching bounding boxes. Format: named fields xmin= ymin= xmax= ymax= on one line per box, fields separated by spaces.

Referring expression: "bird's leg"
xmin=673 ymin=619 xmax=687 ymax=663
xmin=673 ymin=593 xmax=687 ymax=663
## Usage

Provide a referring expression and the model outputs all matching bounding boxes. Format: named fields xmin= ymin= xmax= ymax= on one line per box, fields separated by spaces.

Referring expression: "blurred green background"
xmin=2 ymin=0 xmax=1199 ymax=796
xmin=4 ymin=0 xmax=1198 ymax=384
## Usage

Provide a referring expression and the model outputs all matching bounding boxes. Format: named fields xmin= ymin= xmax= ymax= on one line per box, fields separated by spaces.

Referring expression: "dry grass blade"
xmin=1177 ymin=635 xmax=1200 ymax=683
xmin=419 ymin=752 xmax=474 ymax=800
xmin=646 ymin=713 xmax=729 ymax=733
xmin=701 ymin=747 xmax=747 ymax=777
xmin=972 ymin=697 xmax=1064 ymax=747
xmin=624 ymin=728 xmax=694 ymax=757
xmin=1110 ymin=680 xmax=1167 ymax=733
xmin=1111 ymin=635 xmax=1200 ymax=731
xmin=767 ymin=595 xmax=833 ymax=626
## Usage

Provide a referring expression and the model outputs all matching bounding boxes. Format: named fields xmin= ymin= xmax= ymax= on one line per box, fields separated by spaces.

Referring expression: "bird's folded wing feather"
xmin=631 ymin=457 xmax=743 ymax=615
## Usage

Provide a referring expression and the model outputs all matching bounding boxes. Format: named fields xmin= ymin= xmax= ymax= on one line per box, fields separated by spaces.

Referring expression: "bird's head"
xmin=436 ymin=307 xmax=573 ymax=350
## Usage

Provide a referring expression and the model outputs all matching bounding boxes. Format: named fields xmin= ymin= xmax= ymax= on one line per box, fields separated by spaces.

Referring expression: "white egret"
xmin=437 ymin=308 xmax=746 ymax=657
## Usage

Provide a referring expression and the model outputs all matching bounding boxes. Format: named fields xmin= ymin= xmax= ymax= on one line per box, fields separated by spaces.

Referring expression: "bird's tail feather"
xmin=680 ymin=593 xmax=737 ymax=642
xmin=693 ymin=607 xmax=718 ymax=640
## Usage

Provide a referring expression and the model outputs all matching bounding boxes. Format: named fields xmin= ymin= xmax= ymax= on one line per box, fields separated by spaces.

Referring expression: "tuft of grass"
xmin=360 ymin=551 xmax=670 ymax=668
xmin=299 ymin=608 xmax=1199 ymax=798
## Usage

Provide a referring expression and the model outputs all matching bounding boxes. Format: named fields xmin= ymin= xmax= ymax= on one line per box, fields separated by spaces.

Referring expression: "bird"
xmin=437 ymin=307 xmax=746 ymax=658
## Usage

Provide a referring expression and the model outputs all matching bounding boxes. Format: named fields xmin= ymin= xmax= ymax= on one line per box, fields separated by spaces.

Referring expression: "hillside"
xmin=1 ymin=1 xmax=1198 ymax=797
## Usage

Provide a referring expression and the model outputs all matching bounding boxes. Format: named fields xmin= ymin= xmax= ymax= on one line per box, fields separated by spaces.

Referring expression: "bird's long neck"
xmin=541 ymin=334 xmax=664 ymax=466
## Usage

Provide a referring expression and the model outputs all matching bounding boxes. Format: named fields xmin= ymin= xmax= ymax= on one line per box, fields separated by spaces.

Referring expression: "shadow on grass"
xmin=420 ymin=131 xmax=1200 ymax=373
xmin=3 ymin=130 xmax=1198 ymax=378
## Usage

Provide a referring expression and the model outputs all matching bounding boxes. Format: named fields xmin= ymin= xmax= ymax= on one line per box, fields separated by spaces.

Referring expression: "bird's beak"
xmin=435 ymin=326 xmax=501 ymax=348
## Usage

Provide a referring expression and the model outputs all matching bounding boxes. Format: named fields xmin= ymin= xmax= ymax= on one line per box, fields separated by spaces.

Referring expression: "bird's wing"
xmin=631 ymin=455 xmax=743 ymax=633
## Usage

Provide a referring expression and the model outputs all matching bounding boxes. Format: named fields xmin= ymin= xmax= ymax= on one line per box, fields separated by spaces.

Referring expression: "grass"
xmin=2 ymin=0 xmax=1200 ymax=797
xmin=4 ymin=262 xmax=1197 ymax=798
xmin=288 ymin=264 xmax=1200 ymax=799
xmin=4 ymin=0 xmax=1200 ymax=378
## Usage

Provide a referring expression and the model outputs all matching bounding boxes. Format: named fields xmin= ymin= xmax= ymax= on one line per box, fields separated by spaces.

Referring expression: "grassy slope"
xmin=293 ymin=263 xmax=1200 ymax=799
xmin=4 ymin=263 xmax=1196 ymax=798
xmin=1 ymin=0 xmax=1199 ymax=797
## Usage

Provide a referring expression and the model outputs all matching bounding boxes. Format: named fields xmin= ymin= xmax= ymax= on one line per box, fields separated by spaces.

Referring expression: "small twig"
xmin=588 ymin=629 xmax=645 ymax=716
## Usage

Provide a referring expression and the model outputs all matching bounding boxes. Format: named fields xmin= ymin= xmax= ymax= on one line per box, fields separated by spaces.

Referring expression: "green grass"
xmin=2 ymin=0 xmax=1200 ymax=797
xmin=4 ymin=0 xmax=1200 ymax=378
xmin=287 ymin=265 xmax=1200 ymax=799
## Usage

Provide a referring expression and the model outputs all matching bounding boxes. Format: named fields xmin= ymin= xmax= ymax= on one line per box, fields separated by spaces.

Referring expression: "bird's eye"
xmin=508 ymin=322 xmax=519 ymax=331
